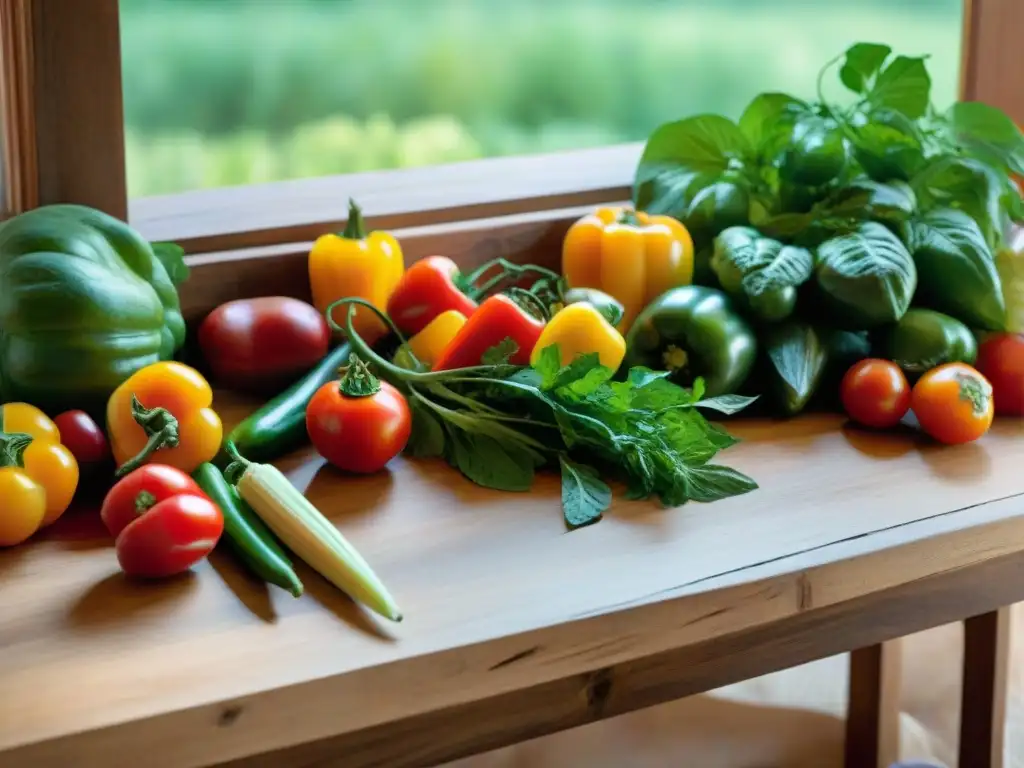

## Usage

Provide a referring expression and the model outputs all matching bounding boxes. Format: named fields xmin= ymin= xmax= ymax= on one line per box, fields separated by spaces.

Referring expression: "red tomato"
xmin=911 ymin=363 xmax=994 ymax=445
xmin=306 ymin=373 xmax=412 ymax=474
xmin=53 ymin=410 xmax=110 ymax=466
xmin=101 ymin=464 xmax=207 ymax=539
xmin=199 ymin=297 xmax=330 ymax=394
xmin=115 ymin=493 xmax=224 ymax=579
xmin=840 ymin=358 xmax=911 ymax=429
xmin=976 ymin=333 xmax=1024 ymax=416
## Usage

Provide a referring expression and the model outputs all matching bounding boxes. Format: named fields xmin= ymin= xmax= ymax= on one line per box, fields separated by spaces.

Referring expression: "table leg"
xmin=959 ymin=607 xmax=1011 ymax=768
xmin=845 ymin=641 xmax=902 ymax=768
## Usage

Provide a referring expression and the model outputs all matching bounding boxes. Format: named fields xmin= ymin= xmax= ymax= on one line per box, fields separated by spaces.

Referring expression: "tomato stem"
xmin=134 ymin=490 xmax=157 ymax=514
xmin=341 ymin=198 xmax=367 ymax=241
xmin=115 ymin=395 xmax=180 ymax=479
xmin=0 ymin=431 xmax=33 ymax=469
xmin=338 ymin=355 xmax=382 ymax=398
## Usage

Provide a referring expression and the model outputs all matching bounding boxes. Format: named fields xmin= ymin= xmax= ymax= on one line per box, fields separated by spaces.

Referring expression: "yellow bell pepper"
xmin=0 ymin=402 xmax=79 ymax=547
xmin=108 ymin=361 xmax=223 ymax=477
xmin=562 ymin=206 xmax=694 ymax=332
xmin=530 ymin=302 xmax=626 ymax=372
xmin=309 ymin=198 xmax=405 ymax=345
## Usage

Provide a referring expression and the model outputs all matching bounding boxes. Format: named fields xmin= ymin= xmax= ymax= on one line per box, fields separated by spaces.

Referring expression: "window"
xmin=12 ymin=0 xmax=1021 ymax=255
xmin=0 ymin=0 xmax=36 ymax=216
xmin=119 ymin=0 xmax=966 ymax=199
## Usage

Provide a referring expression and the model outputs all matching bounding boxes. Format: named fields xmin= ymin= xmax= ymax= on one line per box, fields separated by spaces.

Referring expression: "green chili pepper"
xmin=624 ymin=285 xmax=757 ymax=397
xmin=225 ymin=343 xmax=351 ymax=464
xmin=194 ymin=462 xmax=303 ymax=597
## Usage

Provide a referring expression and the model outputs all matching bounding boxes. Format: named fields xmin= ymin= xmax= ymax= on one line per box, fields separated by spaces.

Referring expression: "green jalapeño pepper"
xmin=0 ymin=204 xmax=187 ymax=414
xmin=624 ymin=285 xmax=757 ymax=397
xmin=874 ymin=308 xmax=978 ymax=378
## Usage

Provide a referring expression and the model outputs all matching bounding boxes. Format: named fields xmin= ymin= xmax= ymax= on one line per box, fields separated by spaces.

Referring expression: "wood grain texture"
xmin=960 ymin=607 xmax=1011 ymax=767
xmin=31 ymin=0 xmax=126 ymax=218
xmin=177 ymin=205 xmax=602 ymax=327
xmin=961 ymin=0 xmax=1024 ymax=124
xmin=0 ymin=0 xmax=38 ymax=215
xmin=3 ymin=400 xmax=1024 ymax=768
xmin=845 ymin=642 xmax=901 ymax=768
xmin=130 ymin=144 xmax=639 ymax=254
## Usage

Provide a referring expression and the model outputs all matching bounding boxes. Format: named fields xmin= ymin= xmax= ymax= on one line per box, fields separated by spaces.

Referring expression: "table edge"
xmin=6 ymin=489 xmax=1024 ymax=768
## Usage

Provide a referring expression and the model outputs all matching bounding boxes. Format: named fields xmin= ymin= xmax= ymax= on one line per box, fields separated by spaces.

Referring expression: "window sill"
xmin=132 ymin=143 xmax=640 ymax=254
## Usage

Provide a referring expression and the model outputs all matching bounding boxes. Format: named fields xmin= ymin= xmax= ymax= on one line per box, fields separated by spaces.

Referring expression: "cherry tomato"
xmin=115 ymin=493 xmax=224 ymax=579
xmin=198 ymin=297 xmax=330 ymax=394
xmin=840 ymin=358 xmax=911 ymax=429
xmin=101 ymin=464 xmax=207 ymax=539
xmin=911 ymin=363 xmax=994 ymax=445
xmin=975 ymin=332 xmax=1024 ymax=416
xmin=53 ymin=410 xmax=110 ymax=466
xmin=306 ymin=367 xmax=412 ymax=474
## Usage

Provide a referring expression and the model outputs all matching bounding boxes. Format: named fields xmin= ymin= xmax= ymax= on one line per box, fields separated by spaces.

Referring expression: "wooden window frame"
xmin=2 ymin=0 xmax=1021 ymax=269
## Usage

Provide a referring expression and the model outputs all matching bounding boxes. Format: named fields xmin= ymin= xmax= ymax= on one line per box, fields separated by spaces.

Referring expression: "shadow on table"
xmin=207 ymin=547 xmax=278 ymax=624
xmin=299 ymin=560 xmax=401 ymax=643
xmin=841 ymin=418 xmax=992 ymax=483
xmin=67 ymin=570 xmax=199 ymax=631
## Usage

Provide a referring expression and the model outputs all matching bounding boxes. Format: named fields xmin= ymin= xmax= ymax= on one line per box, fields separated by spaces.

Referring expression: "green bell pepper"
xmin=0 ymin=204 xmax=187 ymax=414
xmin=779 ymin=115 xmax=848 ymax=187
xmin=624 ymin=285 xmax=757 ymax=397
xmin=874 ymin=308 xmax=978 ymax=378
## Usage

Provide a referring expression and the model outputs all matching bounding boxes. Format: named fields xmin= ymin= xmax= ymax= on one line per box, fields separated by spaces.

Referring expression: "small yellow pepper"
xmin=107 ymin=361 xmax=223 ymax=477
xmin=562 ymin=206 xmax=694 ymax=332
xmin=0 ymin=402 xmax=79 ymax=546
xmin=530 ymin=303 xmax=626 ymax=372
xmin=407 ymin=310 xmax=468 ymax=368
xmin=309 ymin=199 xmax=405 ymax=345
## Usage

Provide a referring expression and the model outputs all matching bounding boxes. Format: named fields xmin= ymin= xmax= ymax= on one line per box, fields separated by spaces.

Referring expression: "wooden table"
xmin=1 ymin=395 xmax=1023 ymax=768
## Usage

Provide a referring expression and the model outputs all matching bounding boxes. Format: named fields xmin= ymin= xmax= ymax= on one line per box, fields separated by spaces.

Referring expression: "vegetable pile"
xmin=633 ymin=43 xmax=1023 ymax=422
xmin=1 ymin=41 xmax=1022 ymax=631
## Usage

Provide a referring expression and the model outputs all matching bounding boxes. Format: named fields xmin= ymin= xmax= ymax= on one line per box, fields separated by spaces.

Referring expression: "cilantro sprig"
xmin=330 ymin=298 xmax=759 ymax=529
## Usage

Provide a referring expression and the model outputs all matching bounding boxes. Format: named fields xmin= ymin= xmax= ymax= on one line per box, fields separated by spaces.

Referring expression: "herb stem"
xmin=408 ymin=388 xmax=552 ymax=452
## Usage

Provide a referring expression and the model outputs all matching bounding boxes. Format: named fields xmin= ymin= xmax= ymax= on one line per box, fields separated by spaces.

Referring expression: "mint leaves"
xmin=398 ymin=344 xmax=758 ymax=529
xmin=559 ymin=455 xmax=611 ymax=529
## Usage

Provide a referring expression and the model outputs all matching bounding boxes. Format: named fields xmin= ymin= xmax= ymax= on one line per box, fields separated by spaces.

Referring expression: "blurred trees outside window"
xmin=119 ymin=0 xmax=964 ymax=198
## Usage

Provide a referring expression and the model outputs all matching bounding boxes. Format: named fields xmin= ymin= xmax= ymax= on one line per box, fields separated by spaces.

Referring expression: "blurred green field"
xmin=119 ymin=0 xmax=964 ymax=198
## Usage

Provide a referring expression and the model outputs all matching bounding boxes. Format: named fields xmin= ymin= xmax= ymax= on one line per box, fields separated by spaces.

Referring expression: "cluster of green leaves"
xmin=403 ymin=341 xmax=758 ymax=529
xmin=634 ymin=42 xmax=1024 ymax=415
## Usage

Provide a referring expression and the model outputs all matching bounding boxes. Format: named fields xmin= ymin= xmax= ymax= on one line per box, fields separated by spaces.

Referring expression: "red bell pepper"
xmin=101 ymin=464 xmax=224 ymax=578
xmin=386 ymin=256 xmax=479 ymax=336
xmin=432 ymin=294 xmax=545 ymax=370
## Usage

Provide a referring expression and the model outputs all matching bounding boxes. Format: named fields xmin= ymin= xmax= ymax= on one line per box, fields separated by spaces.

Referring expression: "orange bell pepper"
xmin=562 ymin=206 xmax=694 ymax=332
xmin=107 ymin=361 xmax=223 ymax=477
xmin=309 ymin=199 xmax=405 ymax=345
xmin=0 ymin=402 xmax=79 ymax=546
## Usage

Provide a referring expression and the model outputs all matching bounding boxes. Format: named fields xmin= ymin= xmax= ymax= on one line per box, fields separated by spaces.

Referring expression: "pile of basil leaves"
xmin=634 ymin=43 xmax=1024 ymax=415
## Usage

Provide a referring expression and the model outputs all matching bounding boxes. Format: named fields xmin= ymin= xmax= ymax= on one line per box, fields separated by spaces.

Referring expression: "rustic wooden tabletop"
xmin=2 ymin=393 xmax=1024 ymax=768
